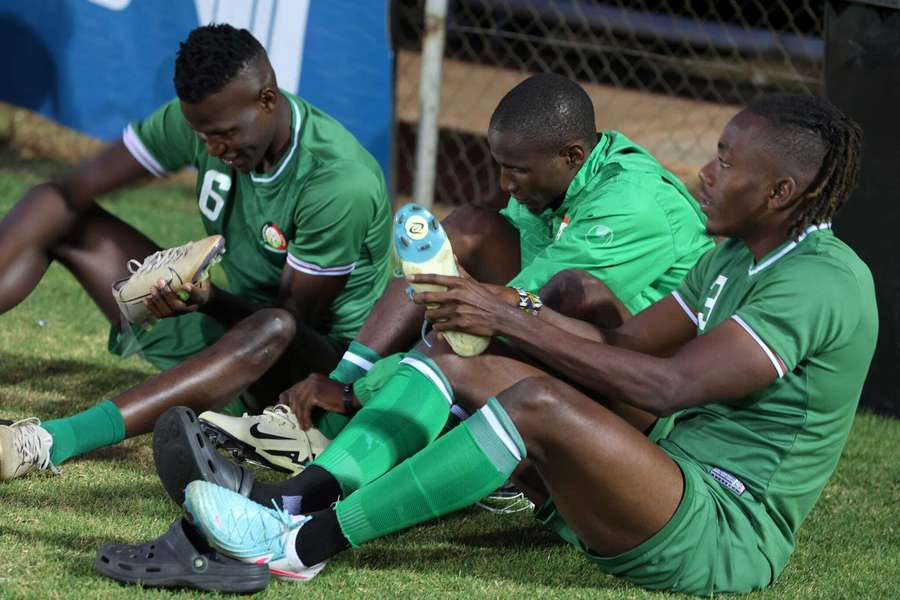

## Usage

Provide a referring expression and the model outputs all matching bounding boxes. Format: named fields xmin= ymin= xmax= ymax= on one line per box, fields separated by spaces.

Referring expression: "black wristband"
xmin=342 ymin=383 xmax=357 ymax=415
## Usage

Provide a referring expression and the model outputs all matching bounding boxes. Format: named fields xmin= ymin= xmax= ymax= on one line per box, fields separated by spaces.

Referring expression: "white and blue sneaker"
xmin=183 ymin=481 xmax=326 ymax=581
xmin=394 ymin=203 xmax=489 ymax=357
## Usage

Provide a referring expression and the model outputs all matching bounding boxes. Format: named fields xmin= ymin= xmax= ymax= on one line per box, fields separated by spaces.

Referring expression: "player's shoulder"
xmin=762 ymin=229 xmax=872 ymax=297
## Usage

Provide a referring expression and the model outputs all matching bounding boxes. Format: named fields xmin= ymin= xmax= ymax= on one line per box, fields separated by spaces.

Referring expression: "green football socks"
xmin=329 ymin=341 xmax=382 ymax=384
xmin=335 ymin=397 xmax=525 ymax=546
xmin=312 ymin=350 xmax=453 ymax=494
xmin=315 ymin=341 xmax=383 ymax=439
xmin=42 ymin=400 xmax=126 ymax=465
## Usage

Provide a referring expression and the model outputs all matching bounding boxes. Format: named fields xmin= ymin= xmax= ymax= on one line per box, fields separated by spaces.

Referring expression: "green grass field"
xmin=0 ymin=151 xmax=898 ymax=599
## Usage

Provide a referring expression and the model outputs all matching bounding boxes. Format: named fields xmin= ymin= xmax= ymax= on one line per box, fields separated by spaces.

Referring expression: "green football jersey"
xmin=123 ymin=91 xmax=392 ymax=344
xmin=666 ymin=224 xmax=877 ymax=571
xmin=502 ymin=131 xmax=713 ymax=314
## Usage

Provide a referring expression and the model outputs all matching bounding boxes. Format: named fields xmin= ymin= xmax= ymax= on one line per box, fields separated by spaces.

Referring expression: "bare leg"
xmin=0 ymin=190 xmax=160 ymax=322
xmin=238 ymin=317 xmax=342 ymax=413
xmin=115 ymin=308 xmax=296 ymax=435
xmin=355 ymin=206 xmax=521 ymax=355
xmin=540 ymin=268 xmax=630 ymax=328
xmin=500 ymin=376 xmax=684 ymax=556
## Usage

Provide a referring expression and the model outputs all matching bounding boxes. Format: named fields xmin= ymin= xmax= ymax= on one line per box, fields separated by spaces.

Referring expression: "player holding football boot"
xmin=0 ymin=25 xmax=391 ymax=479
xmin=198 ymin=74 xmax=713 ymax=512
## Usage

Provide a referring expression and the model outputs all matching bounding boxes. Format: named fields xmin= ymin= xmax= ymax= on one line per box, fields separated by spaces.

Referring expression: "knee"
xmin=540 ymin=269 xmax=605 ymax=312
xmin=540 ymin=269 xmax=625 ymax=326
xmin=242 ymin=308 xmax=296 ymax=354
xmin=498 ymin=376 xmax=565 ymax=431
xmin=443 ymin=204 xmax=490 ymax=238
xmin=443 ymin=205 xmax=505 ymax=260
xmin=494 ymin=376 xmax=572 ymax=462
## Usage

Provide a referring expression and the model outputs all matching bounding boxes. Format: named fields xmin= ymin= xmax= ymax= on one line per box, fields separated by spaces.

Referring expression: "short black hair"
xmin=489 ymin=74 xmax=596 ymax=152
xmin=174 ymin=24 xmax=266 ymax=104
xmin=745 ymin=93 xmax=863 ymax=239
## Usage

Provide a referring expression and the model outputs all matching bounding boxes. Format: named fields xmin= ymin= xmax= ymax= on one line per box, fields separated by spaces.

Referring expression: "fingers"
xmin=284 ymin=389 xmax=314 ymax=431
xmin=408 ymin=273 xmax=460 ymax=287
xmin=143 ymin=279 xmax=201 ymax=318
xmin=423 ymin=303 xmax=458 ymax=321
xmin=413 ymin=290 xmax=452 ymax=305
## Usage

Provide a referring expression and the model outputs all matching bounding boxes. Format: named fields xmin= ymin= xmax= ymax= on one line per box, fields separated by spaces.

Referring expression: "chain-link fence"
xmin=392 ymin=0 xmax=825 ymax=208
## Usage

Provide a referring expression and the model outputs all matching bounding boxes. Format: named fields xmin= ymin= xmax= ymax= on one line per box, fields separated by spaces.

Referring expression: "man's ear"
xmin=563 ymin=143 xmax=586 ymax=169
xmin=769 ymin=177 xmax=800 ymax=211
xmin=258 ymin=87 xmax=278 ymax=113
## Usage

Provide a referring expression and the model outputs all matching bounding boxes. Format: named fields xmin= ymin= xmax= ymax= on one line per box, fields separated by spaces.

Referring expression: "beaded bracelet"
xmin=514 ymin=287 xmax=544 ymax=315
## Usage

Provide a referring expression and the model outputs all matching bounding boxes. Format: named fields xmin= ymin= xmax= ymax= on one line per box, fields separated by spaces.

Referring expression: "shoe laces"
xmin=261 ymin=404 xmax=298 ymax=430
xmin=476 ymin=482 xmax=534 ymax=514
xmin=11 ymin=418 xmax=59 ymax=475
xmin=230 ymin=499 xmax=304 ymax=554
xmin=127 ymin=243 xmax=192 ymax=275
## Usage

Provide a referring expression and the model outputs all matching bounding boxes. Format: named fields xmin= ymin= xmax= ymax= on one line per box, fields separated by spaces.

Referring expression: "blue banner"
xmin=0 ymin=0 xmax=393 ymax=177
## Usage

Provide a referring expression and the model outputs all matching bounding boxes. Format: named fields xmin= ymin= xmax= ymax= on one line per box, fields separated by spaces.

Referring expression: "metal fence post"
xmin=412 ymin=0 xmax=448 ymax=210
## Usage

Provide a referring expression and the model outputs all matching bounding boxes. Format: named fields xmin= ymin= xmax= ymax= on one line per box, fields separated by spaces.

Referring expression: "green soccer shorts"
xmin=535 ymin=445 xmax=787 ymax=595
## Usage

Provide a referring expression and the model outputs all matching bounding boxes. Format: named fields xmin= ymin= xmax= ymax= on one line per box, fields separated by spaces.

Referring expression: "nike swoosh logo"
xmin=249 ymin=423 xmax=294 ymax=441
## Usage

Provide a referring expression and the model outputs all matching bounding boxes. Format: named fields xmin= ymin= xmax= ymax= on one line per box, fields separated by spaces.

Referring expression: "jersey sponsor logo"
xmin=586 ymin=223 xmax=614 ymax=246
xmin=697 ymin=274 xmax=728 ymax=331
xmin=198 ymin=170 xmax=231 ymax=221
xmin=261 ymin=222 xmax=288 ymax=253
xmin=249 ymin=423 xmax=294 ymax=441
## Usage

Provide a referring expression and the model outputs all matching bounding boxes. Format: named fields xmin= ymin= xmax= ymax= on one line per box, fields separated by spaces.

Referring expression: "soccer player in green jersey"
xmin=0 ymin=25 xmax=390 ymax=479
xmin=177 ymin=93 xmax=876 ymax=594
xmin=209 ymin=73 xmax=713 ymax=452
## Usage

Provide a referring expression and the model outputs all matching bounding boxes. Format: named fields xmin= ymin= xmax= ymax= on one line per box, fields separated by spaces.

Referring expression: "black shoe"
xmin=96 ymin=517 xmax=270 ymax=593
xmin=152 ymin=406 xmax=255 ymax=506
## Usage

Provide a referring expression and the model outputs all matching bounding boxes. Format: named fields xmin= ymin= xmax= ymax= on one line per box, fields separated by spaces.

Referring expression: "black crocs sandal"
xmin=153 ymin=406 xmax=255 ymax=506
xmin=95 ymin=517 xmax=270 ymax=593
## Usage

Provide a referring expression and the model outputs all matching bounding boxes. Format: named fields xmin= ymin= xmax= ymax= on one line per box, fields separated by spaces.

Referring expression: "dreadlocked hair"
xmin=745 ymin=93 xmax=863 ymax=240
xmin=174 ymin=24 xmax=266 ymax=104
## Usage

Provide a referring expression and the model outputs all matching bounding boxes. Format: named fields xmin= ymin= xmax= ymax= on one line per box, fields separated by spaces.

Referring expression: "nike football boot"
xmin=198 ymin=405 xmax=329 ymax=475
xmin=112 ymin=235 xmax=226 ymax=326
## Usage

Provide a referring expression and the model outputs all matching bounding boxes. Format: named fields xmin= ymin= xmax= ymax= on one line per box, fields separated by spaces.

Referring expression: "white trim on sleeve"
xmin=122 ymin=124 xmax=167 ymax=178
xmin=286 ymin=254 xmax=356 ymax=276
xmin=731 ymin=314 xmax=786 ymax=378
xmin=671 ymin=291 xmax=699 ymax=327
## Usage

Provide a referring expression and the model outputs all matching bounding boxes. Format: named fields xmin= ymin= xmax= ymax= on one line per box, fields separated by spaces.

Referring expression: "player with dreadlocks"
xmin=0 ymin=24 xmax=391 ymax=479
xmin=170 ymin=93 xmax=876 ymax=595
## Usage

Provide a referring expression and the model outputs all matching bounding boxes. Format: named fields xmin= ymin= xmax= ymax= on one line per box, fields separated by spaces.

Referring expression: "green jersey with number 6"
xmin=123 ymin=91 xmax=391 ymax=345
xmin=667 ymin=224 xmax=877 ymax=574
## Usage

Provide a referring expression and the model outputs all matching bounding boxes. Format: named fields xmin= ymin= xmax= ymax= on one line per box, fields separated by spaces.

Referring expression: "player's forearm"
xmin=534 ymin=306 xmax=606 ymax=341
xmin=201 ymin=286 xmax=263 ymax=327
xmin=498 ymin=313 xmax=683 ymax=416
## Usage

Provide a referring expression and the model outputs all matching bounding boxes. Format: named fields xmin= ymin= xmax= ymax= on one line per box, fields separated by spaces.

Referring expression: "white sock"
xmin=284 ymin=516 xmax=310 ymax=570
